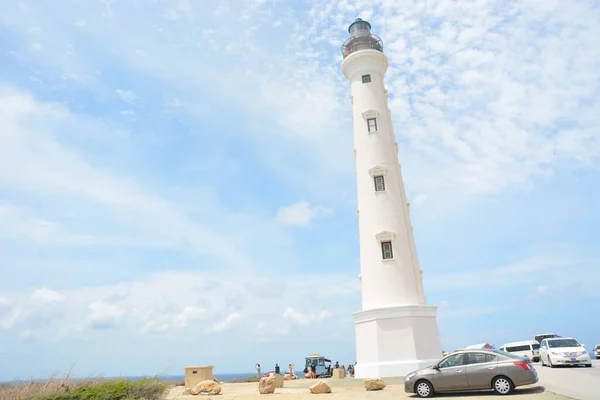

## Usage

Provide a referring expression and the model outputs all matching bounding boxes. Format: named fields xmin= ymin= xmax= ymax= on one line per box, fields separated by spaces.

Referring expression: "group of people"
xmin=255 ymin=361 xmax=356 ymax=379
xmin=302 ymin=361 xmax=356 ymax=378
xmin=331 ymin=361 xmax=355 ymax=377
xmin=255 ymin=363 xmax=296 ymax=379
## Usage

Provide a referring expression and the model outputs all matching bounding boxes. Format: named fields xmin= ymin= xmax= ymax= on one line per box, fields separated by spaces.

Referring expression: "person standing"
xmin=275 ymin=363 xmax=280 ymax=375
xmin=255 ymin=363 xmax=261 ymax=377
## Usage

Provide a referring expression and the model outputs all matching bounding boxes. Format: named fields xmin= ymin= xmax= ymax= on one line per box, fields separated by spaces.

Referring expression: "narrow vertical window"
xmin=381 ymin=241 xmax=393 ymax=259
xmin=367 ymin=118 xmax=377 ymax=132
xmin=362 ymin=74 xmax=371 ymax=83
xmin=374 ymin=175 xmax=385 ymax=192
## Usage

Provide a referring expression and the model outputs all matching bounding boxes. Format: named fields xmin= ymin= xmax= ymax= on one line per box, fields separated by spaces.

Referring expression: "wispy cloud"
xmin=276 ymin=201 xmax=329 ymax=227
xmin=115 ymin=89 xmax=138 ymax=103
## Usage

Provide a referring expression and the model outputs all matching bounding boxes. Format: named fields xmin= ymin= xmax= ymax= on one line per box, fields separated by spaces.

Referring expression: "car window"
xmin=532 ymin=344 xmax=540 ymax=350
xmin=506 ymin=345 xmax=531 ymax=352
xmin=548 ymin=339 xmax=580 ymax=348
xmin=438 ymin=353 xmax=465 ymax=368
xmin=466 ymin=353 xmax=496 ymax=364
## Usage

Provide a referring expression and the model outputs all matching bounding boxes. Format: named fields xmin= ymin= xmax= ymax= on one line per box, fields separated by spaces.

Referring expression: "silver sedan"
xmin=404 ymin=349 xmax=538 ymax=397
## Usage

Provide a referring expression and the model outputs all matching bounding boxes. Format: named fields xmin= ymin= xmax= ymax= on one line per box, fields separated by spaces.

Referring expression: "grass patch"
xmin=224 ymin=375 xmax=260 ymax=383
xmin=1 ymin=372 xmax=169 ymax=400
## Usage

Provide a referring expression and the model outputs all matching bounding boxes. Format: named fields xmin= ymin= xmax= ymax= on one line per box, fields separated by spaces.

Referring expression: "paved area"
xmin=167 ymin=376 xmax=567 ymax=400
xmin=534 ymin=359 xmax=599 ymax=400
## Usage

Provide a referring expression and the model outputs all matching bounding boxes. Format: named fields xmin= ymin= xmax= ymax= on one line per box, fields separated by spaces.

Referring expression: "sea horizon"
xmin=1 ymin=371 xmax=309 ymax=385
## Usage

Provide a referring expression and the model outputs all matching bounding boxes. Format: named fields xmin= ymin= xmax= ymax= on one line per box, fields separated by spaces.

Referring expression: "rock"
xmin=190 ymin=380 xmax=222 ymax=395
xmin=258 ymin=374 xmax=277 ymax=394
xmin=309 ymin=381 xmax=332 ymax=394
xmin=364 ymin=378 xmax=386 ymax=391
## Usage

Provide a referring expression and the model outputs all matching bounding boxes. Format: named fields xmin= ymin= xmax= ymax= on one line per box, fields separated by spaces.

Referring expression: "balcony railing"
xmin=341 ymin=33 xmax=383 ymax=59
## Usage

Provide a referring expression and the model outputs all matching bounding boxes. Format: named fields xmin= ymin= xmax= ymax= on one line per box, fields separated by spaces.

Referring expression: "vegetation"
xmin=224 ymin=375 xmax=260 ymax=383
xmin=0 ymin=372 xmax=169 ymax=400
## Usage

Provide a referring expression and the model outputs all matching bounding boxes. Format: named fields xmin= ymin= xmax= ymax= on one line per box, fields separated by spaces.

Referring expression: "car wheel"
xmin=585 ymin=364 xmax=592 ymax=368
xmin=414 ymin=380 xmax=434 ymax=398
xmin=492 ymin=376 xmax=514 ymax=396
xmin=540 ymin=356 xmax=546 ymax=367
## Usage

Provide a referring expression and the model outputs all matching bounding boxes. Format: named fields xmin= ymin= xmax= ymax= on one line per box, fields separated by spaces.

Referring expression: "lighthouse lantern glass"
xmin=341 ymin=19 xmax=384 ymax=59
xmin=349 ymin=21 xmax=370 ymax=36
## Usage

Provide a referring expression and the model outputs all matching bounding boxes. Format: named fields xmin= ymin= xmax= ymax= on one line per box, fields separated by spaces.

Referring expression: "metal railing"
xmin=341 ymin=33 xmax=384 ymax=59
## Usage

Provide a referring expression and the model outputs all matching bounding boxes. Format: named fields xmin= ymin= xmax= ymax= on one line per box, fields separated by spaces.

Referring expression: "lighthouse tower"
xmin=342 ymin=18 xmax=443 ymax=378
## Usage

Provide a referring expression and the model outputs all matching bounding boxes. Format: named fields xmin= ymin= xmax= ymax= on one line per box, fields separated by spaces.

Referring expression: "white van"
xmin=534 ymin=333 xmax=560 ymax=343
xmin=499 ymin=340 xmax=540 ymax=362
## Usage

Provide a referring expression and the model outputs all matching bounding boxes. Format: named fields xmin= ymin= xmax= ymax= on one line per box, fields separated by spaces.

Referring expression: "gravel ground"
xmin=167 ymin=377 xmax=570 ymax=400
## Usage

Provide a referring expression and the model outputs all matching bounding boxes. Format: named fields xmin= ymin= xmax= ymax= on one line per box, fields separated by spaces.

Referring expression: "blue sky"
xmin=1 ymin=0 xmax=599 ymax=381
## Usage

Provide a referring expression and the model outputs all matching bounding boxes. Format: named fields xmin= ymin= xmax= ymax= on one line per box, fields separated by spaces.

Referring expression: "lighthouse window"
xmin=374 ymin=175 xmax=385 ymax=192
xmin=362 ymin=74 xmax=371 ymax=83
xmin=381 ymin=241 xmax=393 ymax=259
xmin=367 ymin=118 xmax=377 ymax=132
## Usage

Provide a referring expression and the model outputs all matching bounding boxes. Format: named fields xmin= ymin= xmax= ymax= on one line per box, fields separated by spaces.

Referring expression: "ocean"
xmin=2 ymin=372 xmax=306 ymax=385
xmin=156 ymin=371 xmax=306 ymax=382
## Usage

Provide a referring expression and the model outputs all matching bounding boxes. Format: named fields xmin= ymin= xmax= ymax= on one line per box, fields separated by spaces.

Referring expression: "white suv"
xmin=539 ymin=337 xmax=592 ymax=368
xmin=594 ymin=344 xmax=600 ymax=359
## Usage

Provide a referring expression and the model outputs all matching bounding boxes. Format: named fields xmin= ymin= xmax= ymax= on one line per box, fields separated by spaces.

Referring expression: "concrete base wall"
xmin=353 ymin=305 xmax=443 ymax=378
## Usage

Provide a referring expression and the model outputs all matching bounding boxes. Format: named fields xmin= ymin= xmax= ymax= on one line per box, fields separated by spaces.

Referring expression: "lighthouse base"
xmin=353 ymin=305 xmax=443 ymax=379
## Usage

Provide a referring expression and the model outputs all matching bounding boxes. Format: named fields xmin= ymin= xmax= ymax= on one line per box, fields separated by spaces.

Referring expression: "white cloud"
xmin=427 ymin=256 xmax=584 ymax=291
xmin=21 ymin=329 xmax=36 ymax=341
xmin=526 ymin=286 xmax=549 ymax=300
xmin=0 ymin=297 xmax=12 ymax=309
xmin=411 ymin=194 xmax=428 ymax=207
xmin=114 ymin=89 xmax=138 ymax=103
xmin=208 ymin=312 xmax=242 ymax=333
xmin=31 ymin=288 xmax=65 ymax=303
xmin=174 ymin=306 xmax=206 ymax=328
xmin=282 ymin=307 xmax=333 ymax=326
xmin=0 ymin=85 xmax=281 ymax=271
xmin=87 ymin=301 xmax=125 ymax=329
xmin=0 ymin=308 xmax=21 ymax=330
xmin=142 ymin=321 xmax=169 ymax=334
xmin=0 ymin=270 xmax=358 ymax=344
xmin=276 ymin=201 xmax=329 ymax=227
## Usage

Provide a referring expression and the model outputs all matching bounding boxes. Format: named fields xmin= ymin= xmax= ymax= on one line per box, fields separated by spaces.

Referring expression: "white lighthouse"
xmin=342 ymin=18 xmax=443 ymax=378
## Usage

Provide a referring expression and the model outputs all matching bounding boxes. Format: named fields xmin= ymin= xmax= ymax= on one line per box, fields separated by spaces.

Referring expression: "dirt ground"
xmin=166 ymin=377 xmax=571 ymax=400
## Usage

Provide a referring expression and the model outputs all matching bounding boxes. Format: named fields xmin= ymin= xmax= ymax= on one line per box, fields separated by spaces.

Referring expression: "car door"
xmin=433 ymin=353 xmax=468 ymax=392
xmin=465 ymin=352 xmax=498 ymax=389
xmin=539 ymin=340 xmax=548 ymax=362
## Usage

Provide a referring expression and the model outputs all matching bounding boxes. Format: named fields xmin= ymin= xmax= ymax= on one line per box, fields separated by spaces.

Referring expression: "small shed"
xmin=184 ymin=365 xmax=214 ymax=389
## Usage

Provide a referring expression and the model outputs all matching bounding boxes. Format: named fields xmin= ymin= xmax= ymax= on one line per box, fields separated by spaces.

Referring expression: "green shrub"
xmin=21 ymin=378 xmax=169 ymax=400
xmin=225 ymin=375 xmax=260 ymax=383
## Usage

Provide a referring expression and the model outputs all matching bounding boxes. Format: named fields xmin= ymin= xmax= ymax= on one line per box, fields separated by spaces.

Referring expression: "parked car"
xmin=534 ymin=333 xmax=560 ymax=343
xmin=594 ymin=344 xmax=600 ymax=360
xmin=499 ymin=340 xmax=540 ymax=362
xmin=404 ymin=349 xmax=538 ymax=398
xmin=539 ymin=337 xmax=592 ymax=368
